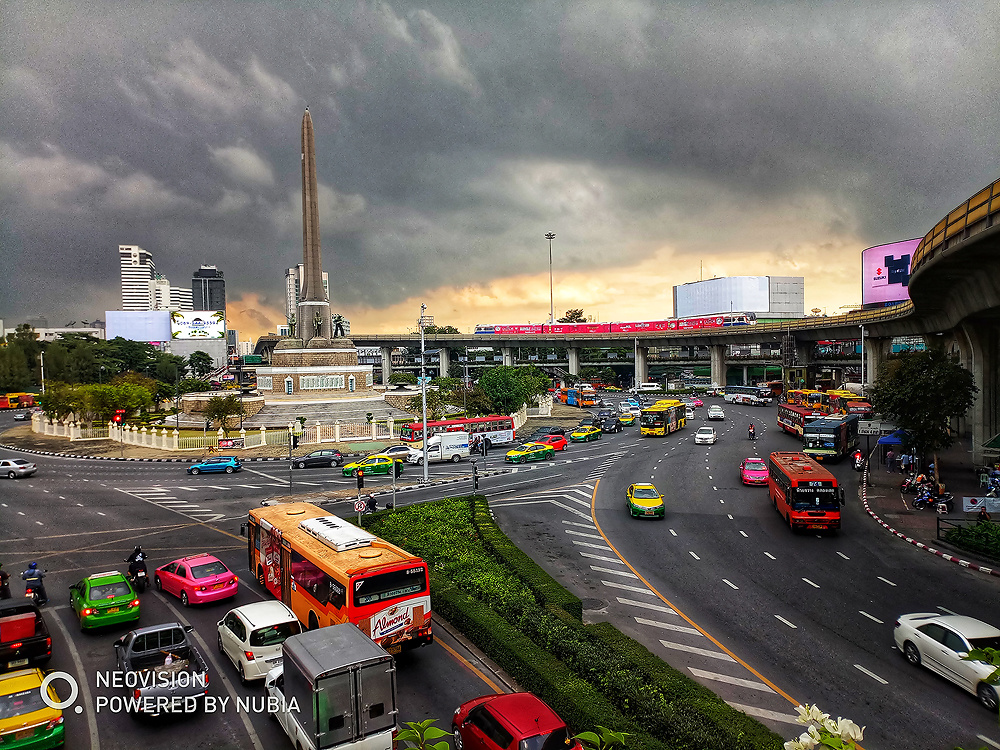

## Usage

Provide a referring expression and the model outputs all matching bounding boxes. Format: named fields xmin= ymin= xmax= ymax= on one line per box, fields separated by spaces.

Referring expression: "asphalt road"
xmin=5 ymin=402 xmax=1000 ymax=749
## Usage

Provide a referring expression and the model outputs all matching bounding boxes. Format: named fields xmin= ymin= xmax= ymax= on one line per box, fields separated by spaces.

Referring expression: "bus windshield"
xmin=791 ymin=487 xmax=839 ymax=510
xmin=803 ymin=433 xmax=837 ymax=451
xmin=640 ymin=413 xmax=664 ymax=427
xmin=353 ymin=567 xmax=427 ymax=607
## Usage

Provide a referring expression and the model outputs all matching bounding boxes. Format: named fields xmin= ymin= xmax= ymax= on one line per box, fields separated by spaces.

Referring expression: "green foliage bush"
xmin=364 ymin=497 xmax=783 ymax=750
xmin=944 ymin=521 xmax=1000 ymax=560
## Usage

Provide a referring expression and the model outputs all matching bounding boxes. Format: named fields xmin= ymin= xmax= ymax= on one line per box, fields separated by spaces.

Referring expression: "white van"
xmin=406 ymin=431 xmax=470 ymax=465
xmin=636 ymin=382 xmax=662 ymax=392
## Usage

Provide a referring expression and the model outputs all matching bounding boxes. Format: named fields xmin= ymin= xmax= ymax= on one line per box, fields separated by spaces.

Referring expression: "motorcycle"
xmin=852 ymin=451 xmax=865 ymax=472
xmin=900 ymin=474 xmax=922 ymax=494
xmin=748 ymin=428 xmax=756 ymax=441
xmin=913 ymin=489 xmax=954 ymax=513
xmin=24 ymin=580 xmax=46 ymax=606
xmin=124 ymin=558 xmax=148 ymax=593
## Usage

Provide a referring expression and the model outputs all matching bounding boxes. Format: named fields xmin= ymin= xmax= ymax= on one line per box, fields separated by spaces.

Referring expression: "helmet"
xmin=29 ymin=562 xmax=37 ymax=569
xmin=133 ymin=546 xmax=141 ymax=553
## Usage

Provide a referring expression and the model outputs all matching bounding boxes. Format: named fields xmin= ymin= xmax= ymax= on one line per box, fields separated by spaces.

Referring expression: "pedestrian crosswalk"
xmin=115 ymin=486 xmax=233 ymax=523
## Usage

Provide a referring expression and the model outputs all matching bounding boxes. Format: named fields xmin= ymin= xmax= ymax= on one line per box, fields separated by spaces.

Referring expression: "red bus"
xmin=768 ymin=452 xmax=844 ymax=532
xmin=399 ymin=415 xmax=515 ymax=447
xmin=776 ymin=403 xmax=823 ymax=438
xmin=0 ymin=393 xmax=34 ymax=409
xmin=245 ymin=502 xmax=432 ymax=654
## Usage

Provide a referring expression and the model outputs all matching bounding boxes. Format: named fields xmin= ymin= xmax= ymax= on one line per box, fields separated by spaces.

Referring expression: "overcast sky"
xmin=2 ymin=1 xmax=997 ymax=340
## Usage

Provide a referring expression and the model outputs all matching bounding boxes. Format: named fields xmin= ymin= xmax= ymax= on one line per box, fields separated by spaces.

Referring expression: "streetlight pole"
xmin=419 ymin=304 xmax=430 ymax=483
xmin=39 ymin=350 xmax=46 ymax=395
xmin=545 ymin=232 xmax=556 ymax=325
xmin=859 ymin=325 xmax=865 ymax=398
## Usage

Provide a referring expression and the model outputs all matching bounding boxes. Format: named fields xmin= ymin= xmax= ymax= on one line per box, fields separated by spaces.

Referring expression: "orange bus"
xmin=245 ymin=502 xmax=432 ymax=654
xmin=768 ymin=452 xmax=844 ymax=533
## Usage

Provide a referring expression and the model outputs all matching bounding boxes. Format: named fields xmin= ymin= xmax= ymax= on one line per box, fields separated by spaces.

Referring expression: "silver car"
xmin=693 ymin=427 xmax=717 ymax=445
xmin=0 ymin=458 xmax=37 ymax=479
xmin=894 ymin=613 xmax=1000 ymax=710
xmin=707 ymin=405 xmax=725 ymax=420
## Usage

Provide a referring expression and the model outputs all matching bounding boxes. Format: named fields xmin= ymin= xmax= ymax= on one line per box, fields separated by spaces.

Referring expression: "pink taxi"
xmin=740 ymin=457 xmax=769 ymax=485
xmin=154 ymin=553 xmax=239 ymax=606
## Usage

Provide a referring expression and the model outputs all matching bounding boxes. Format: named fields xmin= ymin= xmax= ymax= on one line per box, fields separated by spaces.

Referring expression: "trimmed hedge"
xmin=363 ymin=496 xmax=784 ymax=750
xmin=944 ymin=521 xmax=1000 ymax=561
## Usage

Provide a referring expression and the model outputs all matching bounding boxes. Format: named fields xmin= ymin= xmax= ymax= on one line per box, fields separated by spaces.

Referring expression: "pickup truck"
xmin=0 ymin=599 xmax=51 ymax=671
xmin=113 ymin=622 xmax=209 ymax=716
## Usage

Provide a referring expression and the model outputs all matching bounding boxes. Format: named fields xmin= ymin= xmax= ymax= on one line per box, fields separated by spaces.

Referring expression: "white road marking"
xmin=572 ymin=540 xmax=613 ymax=551
xmin=35 ymin=521 xmax=43 ymax=525
xmin=601 ymin=581 xmax=655 ymax=595
xmin=669 ymin=529 xmax=677 ymax=536
xmin=48 ymin=603 xmax=101 ymax=750
xmin=727 ymin=702 xmax=801 ymax=724
xmin=878 ymin=576 xmax=897 ymax=586
xmin=739 ymin=530 xmax=748 ymax=537
xmin=837 ymin=551 xmax=850 ymax=560
xmin=727 ymin=514 xmax=733 ymax=519
xmin=689 ymin=551 xmax=700 ymax=560
xmin=975 ymin=735 xmax=1000 ymax=749
xmin=854 ymin=664 xmax=888 ymax=684
xmin=636 ymin=617 xmax=701 ymax=635
xmin=802 ymin=578 xmax=820 ymax=588
xmin=859 ymin=611 xmax=883 ymax=624
xmin=562 ymin=520 xmax=594 ymax=529
xmin=661 ymin=641 xmax=734 ymax=661
xmin=591 ymin=566 xmax=638 ymax=579
xmin=565 ymin=529 xmax=604 ymax=540
xmin=937 ymin=605 xmax=959 ymax=615
xmin=617 ymin=597 xmax=677 ymax=615
xmin=774 ymin=615 xmax=797 ymax=629
xmin=722 ymin=579 xmax=739 ymax=589
xmin=97 ymin=512 xmax=106 ymax=516
xmin=579 ymin=552 xmax=623 ymax=564
xmin=764 ymin=552 xmax=776 ymax=560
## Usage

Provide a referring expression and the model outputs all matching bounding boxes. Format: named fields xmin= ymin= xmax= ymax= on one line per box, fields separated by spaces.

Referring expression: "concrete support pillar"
xmin=567 ymin=347 xmax=581 ymax=376
xmin=634 ymin=346 xmax=648 ymax=386
xmin=438 ymin=347 xmax=451 ymax=378
xmin=501 ymin=347 xmax=514 ymax=367
xmin=960 ymin=321 xmax=1000 ymax=464
xmin=742 ymin=365 xmax=749 ymax=385
xmin=710 ymin=345 xmax=726 ymax=386
xmin=380 ymin=347 xmax=394 ymax=385
xmin=865 ymin=336 xmax=892 ymax=386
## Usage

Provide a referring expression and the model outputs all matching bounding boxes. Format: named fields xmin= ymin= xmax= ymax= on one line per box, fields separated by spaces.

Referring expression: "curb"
xmin=322 ymin=469 xmax=514 ymax=503
xmin=0 ymin=443 xmax=364 ymax=464
xmin=860 ymin=464 xmax=1000 ymax=579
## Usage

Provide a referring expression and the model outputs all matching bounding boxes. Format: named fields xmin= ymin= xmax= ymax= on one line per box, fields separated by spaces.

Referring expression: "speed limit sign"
xmin=354 ymin=500 xmax=367 ymax=512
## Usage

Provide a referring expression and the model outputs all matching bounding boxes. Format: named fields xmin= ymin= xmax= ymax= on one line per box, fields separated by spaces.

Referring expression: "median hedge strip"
xmin=364 ymin=496 xmax=784 ymax=750
xmin=943 ymin=520 xmax=1000 ymax=561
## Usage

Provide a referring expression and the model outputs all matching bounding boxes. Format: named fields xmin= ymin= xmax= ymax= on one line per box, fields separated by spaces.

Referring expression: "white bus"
xmin=724 ymin=385 xmax=772 ymax=406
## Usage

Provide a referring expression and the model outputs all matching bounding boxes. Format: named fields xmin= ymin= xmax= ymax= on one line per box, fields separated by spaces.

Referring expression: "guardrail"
xmin=913 ymin=177 xmax=1000 ymax=271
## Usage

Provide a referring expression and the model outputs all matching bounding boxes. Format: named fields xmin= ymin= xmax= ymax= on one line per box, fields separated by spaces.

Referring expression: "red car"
xmin=154 ymin=553 xmax=238 ymax=606
xmin=532 ymin=435 xmax=568 ymax=451
xmin=453 ymin=693 xmax=581 ymax=750
xmin=740 ymin=457 xmax=769 ymax=485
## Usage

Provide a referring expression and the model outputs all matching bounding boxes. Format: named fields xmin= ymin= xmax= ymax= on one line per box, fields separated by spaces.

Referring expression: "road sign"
xmin=354 ymin=500 xmax=367 ymax=512
xmin=859 ymin=420 xmax=880 ymax=435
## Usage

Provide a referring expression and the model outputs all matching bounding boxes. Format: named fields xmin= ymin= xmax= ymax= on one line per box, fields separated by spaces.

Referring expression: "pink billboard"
xmin=861 ymin=238 xmax=920 ymax=306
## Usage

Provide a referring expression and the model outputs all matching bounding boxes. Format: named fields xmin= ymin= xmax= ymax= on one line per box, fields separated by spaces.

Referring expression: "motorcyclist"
xmin=748 ymin=423 xmax=756 ymax=440
xmin=21 ymin=562 xmax=47 ymax=605
xmin=124 ymin=546 xmax=148 ymax=577
xmin=0 ymin=563 xmax=11 ymax=600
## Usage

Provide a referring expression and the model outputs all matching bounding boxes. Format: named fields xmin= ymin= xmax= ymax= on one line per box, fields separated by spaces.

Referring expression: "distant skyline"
xmin=2 ymin=2 xmax=998 ymax=342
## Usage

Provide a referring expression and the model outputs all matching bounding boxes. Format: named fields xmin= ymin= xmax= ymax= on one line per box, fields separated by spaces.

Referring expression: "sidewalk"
xmin=862 ymin=436 xmax=1000 ymax=577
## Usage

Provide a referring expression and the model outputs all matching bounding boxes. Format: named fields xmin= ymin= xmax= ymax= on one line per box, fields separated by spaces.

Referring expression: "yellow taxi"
xmin=617 ymin=412 xmax=636 ymax=425
xmin=569 ymin=426 xmax=602 ymax=443
xmin=0 ymin=668 xmax=65 ymax=749
xmin=505 ymin=442 xmax=556 ymax=464
xmin=627 ymin=483 xmax=665 ymax=519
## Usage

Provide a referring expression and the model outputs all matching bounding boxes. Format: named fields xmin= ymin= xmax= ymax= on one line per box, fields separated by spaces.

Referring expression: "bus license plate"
xmin=385 ymin=644 xmax=402 ymax=655
xmin=8 ymin=658 xmax=28 ymax=668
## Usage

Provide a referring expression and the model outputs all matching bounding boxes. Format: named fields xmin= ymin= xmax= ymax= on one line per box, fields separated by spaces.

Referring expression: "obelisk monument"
xmin=297 ymin=107 xmax=333 ymax=343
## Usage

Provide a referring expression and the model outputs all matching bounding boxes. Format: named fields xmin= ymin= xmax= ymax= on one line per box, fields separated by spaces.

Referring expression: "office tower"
xmin=192 ymin=265 xmax=226 ymax=312
xmin=170 ymin=287 xmax=193 ymax=311
xmin=284 ymin=264 xmax=329 ymax=320
xmin=120 ymin=245 xmax=156 ymax=310
xmin=150 ymin=274 xmax=171 ymax=310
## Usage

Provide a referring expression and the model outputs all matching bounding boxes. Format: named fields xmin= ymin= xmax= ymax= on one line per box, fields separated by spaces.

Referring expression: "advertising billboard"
xmin=170 ymin=310 xmax=226 ymax=339
xmin=105 ymin=310 xmax=171 ymax=343
xmin=673 ymin=276 xmax=771 ymax=318
xmin=861 ymin=238 xmax=920 ymax=307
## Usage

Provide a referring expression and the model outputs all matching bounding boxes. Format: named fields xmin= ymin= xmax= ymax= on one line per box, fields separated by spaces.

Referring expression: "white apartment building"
xmin=284 ymin=264 xmax=349 ymax=334
xmin=120 ymin=245 xmax=156 ymax=310
xmin=169 ymin=286 xmax=193 ymax=311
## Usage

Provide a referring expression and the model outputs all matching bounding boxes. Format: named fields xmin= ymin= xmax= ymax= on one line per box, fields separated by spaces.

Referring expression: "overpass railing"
xmin=913 ymin=177 xmax=1000 ymax=272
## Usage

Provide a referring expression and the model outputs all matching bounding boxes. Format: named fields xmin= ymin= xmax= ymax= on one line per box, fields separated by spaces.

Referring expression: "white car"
xmin=893 ymin=613 xmax=1000 ymax=710
xmin=0 ymin=458 xmax=36 ymax=479
xmin=693 ymin=427 xmax=717 ymax=445
xmin=694 ymin=427 xmax=719 ymax=445
xmin=217 ymin=601 xmax=301 ymax=684
xmin=707 ymin=405 xmax=725 ymax=420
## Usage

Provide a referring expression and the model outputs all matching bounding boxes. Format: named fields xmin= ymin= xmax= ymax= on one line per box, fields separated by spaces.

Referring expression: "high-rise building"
xmin=284 ymin=264 xmax=333 ymax=321
xmin=150 ymin=274 xmax=171 ymax=310
xmin=120 ymin=245 xmax=156 ymax=310
xmin=192 ymin=265 xmax=226 ymax=312
xmin=170 ymin=287 xmax=193 ymax=311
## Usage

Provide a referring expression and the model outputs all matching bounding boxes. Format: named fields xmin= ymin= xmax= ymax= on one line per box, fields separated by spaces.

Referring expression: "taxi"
xmin=627 ymin=483 xmax=665 ymax=519
xmin=154 ymin=553 xmax=238 ymax=606
xmin=505 ymin=442 xmax=556 ymax=464
xmin=69 ymin=570 xmax=139 ymax=631
xmin=341 ymin=455 xmax=403 ymax=477
xmin=617 ymin=412 xmax=636 ymax=425
xmin=569 ymin=426 xmax=602 ymax=443
xmin=0 ymin=668 xmax=65 ymax=749
xmin=740 ymin=457 xmax=769 ymax=485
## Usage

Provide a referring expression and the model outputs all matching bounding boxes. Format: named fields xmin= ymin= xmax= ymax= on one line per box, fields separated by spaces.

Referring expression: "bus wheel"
xmin=308 ymin=612 xmax=319 ymax=631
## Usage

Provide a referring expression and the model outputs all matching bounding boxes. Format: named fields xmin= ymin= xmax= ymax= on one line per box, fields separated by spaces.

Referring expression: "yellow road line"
xmin=437 ymin=638 xmax=505 ymax=693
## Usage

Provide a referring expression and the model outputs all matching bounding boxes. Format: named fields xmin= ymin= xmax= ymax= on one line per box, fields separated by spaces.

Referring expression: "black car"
xmin=578 ymin=417 xmax=597 ymax=427
xmin=0 ymin=599 xmax=51 ymax=670
xmin=601 ymin=418 xmax=624 ymax=433
xmin=528 ymin=425 xmax=566 ymax=437
xmin=596 ymin=409 xmax=614 ymax=420
xmin=292 ymin=449 xmax=344 ymax=469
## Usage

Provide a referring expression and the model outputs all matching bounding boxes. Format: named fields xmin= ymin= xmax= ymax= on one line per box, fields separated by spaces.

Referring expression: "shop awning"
xmin=877 ymin=429 xmax=909 ymax=445
xmin=983 ymin=432 xmax=1000 ymax=450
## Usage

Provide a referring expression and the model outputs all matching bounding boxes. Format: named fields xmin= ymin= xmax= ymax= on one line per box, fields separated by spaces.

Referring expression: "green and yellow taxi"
xmin=617 ymin=412 xmax=636 ymax=425
xmin=342 ymin=455 xmax=403 ymax=477
xmin=69 ymin=570 xmax=140 ymax=631
xmin=0 ymin=668 xmax=64 ymax=749
xmin=627 ymin=483 xmax=665 ymax=519
xmin=569 ymin=426 xmax=602 ymax=443
xmin=505 ymin=442 xmax=556 ymax=464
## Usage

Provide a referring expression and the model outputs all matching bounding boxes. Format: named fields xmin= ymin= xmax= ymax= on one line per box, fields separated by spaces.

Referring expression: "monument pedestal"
xmin=257 ymin=337 xmax=374 ymax=397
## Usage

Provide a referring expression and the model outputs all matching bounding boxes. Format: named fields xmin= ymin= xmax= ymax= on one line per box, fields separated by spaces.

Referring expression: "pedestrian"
xmin=900 ymin=451 xmax=912 ymax=475
xmin=978 ymin=506 xmax=992 ymax=523
xmin=886 ymin=449 xmax=896 ymax=473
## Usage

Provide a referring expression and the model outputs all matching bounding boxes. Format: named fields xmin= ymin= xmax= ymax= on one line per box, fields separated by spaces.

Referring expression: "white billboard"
xmin=673 ymin=276 xmax=771 ymax=317
xmin=170 ymin=310 xmax=226 ymax=339
xmin=105 ymin=310 xmax=171 ymax=343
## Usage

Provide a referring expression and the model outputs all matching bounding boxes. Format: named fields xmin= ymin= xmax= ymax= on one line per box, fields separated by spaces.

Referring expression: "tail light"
xmin=229 ymin=577 xmax=237 ymax=585
xmin=82 ymin=608 xmax=93 ymax=616
xmin=894 ymin=620 xmax=900 ymax=628
xmin=198 ymin=586 xmax=207 ymax=591
xmin=130 ymin=599 xmax=140 ymax=608
xmin=244 ymin=651 xmax=256 ymax=661
xmin=134 ymin=689 xmax=141 ymax=699
xmin=10 ymin=642 xmax=22 ymax=649
xmin=46 ymin=716 xmax=64 ymax=730
xmin=46 ymin=638 xmax=51 ymax=648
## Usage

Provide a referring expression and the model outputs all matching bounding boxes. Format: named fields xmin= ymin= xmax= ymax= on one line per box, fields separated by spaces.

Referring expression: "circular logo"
xmin=40 ymin=671 xmax=79 ymax=711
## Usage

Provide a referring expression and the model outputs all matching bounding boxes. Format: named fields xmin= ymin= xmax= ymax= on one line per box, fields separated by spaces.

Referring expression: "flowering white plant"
xmin=783 ymin=704 xmax=865 ymax=750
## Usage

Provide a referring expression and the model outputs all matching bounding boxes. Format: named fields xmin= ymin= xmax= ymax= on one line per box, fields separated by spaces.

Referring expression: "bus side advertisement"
xmin=768 ymin=452 xmax=844 ymax=532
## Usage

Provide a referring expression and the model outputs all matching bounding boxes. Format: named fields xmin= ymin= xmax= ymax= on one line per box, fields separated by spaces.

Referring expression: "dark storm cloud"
xmin=1 ymin=0 xmax=997 ymax=323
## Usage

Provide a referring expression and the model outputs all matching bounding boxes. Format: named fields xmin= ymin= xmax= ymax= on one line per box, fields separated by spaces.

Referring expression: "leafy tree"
xmin=557 ymin=309 xmax=587 ymax=323
xmin=478 ymin=366 xmax=549 ymax=415
xmin=423 ymin=325 xmax=460 ymax=335
xmin=111 ymin=372 xmax=159 ymax=406
xmin=105 ymin=338 xmax=158 ymax=374
xmin=0 ymin=345 xmax=32 ymax=391
xmin=155 ymin=353 xmax=187 ymax=383
xmin=177 ymin=378 xmax=212 ymax=395
xmin=203 ymin=395 xmax=245 ymax=436
xmin=447 ymin=362 xmax=464 ymax=379
xmin=390 ymin=372 xmax=418 ymax=385
xmin=36 ymin=381 xmax=82 ymax=423
xmin=869 ymin=349 xmax=977 ymax=466
xmin=187 ymin=350 xmax=215 ymax=379
xmin=406 ymin=389 xmax=452 ymax=420
xmin=461 ymin=386 xmax=495 ymax=417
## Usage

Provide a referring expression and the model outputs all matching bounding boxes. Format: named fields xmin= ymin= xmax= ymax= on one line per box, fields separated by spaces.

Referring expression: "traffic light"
xmin=356 ymin=470 xmax=365 ymax=490
xmin=472 ymin=462 xmax=479 ymax=490
xmin=394 ymin=460 xmax=403 ymax=478
xmin=113 ymin=409 xmax=126 ymax=424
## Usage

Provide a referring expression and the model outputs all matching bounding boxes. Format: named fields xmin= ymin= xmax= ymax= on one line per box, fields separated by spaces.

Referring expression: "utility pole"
xmin=418 ymin=304 xmax=432 ymax=483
